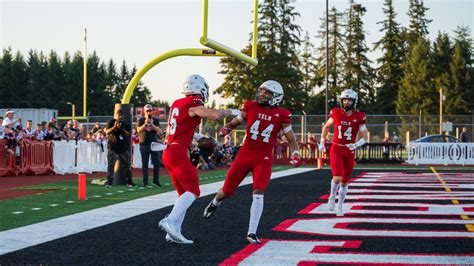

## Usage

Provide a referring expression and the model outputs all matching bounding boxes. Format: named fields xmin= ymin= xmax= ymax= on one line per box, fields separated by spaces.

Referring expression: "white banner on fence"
xmin=52 ymin=140 xmax=151 ymax=175
xmin=406 ymin=142 xmax=474 ymax=165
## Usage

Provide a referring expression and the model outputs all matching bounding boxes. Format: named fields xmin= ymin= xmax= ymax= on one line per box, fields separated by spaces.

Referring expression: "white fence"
xmin=406 ymin=143 xmax=474 ymax=165
xmin=52 ymin=141 xmax=155 ymax=175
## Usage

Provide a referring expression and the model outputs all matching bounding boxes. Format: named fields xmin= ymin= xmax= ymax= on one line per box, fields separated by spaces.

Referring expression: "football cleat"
xmin=165 ymin=234 xmax=179 ymax=243
xmin=327 ymin=196 xmax=336 ymax=211
xmin=336 ymin=206 xmax=344 ymax=217
xmin=203 ymin=201 xmax=219 ymax=219
xmin=246 ymin=233 xmax=261 ymax=244
xmin=159 ymin=216 xmax=182 ymax=243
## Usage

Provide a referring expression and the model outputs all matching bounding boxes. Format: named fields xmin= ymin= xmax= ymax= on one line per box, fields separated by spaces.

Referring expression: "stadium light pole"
xmin=325 ymin=0 xmax=329 ymax=121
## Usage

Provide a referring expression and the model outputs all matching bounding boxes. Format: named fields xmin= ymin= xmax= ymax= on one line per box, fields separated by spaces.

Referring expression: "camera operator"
xmin=137 ymin=104 xmax=163 ymax=188
xmin=104 ymin=109 xmax=136 ymax=187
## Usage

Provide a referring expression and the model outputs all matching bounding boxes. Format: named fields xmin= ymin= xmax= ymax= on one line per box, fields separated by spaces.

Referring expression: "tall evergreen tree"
xmin=43 ymin=51 xmax=65 ymax=109
xmin=216 ymin=0 xmax=307 ymax=112
xmin=314 ymin=6 xmax=345 ymax=113
xmin=25 ymin=50 xmax=48 ymax=107
xmin=373 ymin=0 xmax=403 ymax=114
xmin=342 ymin=3 xmax=375 ymax=112
xmin=10 ymin=51 xmax=29 ymax=107
xmin=431 ymin=32 xmax=456 ymax=114
xmin=63 ymin=52 xmax=86 ymax=116
xmin=396 ymin=38 xmax=436 ymax=132
xmin=87 ymin=52 xmax=112 ymax=115
xmin=406 ymin=0 xmax=432 ymax=45
xmin=300 ymin=32 xmax=319 ymax=96
xmin=452 ymin=26 xmax=473 ymax=111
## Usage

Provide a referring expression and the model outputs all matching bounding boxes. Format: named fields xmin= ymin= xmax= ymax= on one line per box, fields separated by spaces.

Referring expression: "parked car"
xmin=412 ymin=134 xmax=460 ymax=143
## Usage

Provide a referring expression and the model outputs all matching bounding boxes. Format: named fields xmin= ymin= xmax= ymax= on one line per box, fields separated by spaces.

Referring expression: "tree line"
xmin=0 ymin=49 xmax=167 ymax=116
xmin=217 ymin=0 xmax=473 ymax=116
xmin=0 ymin=0 xmax=472 ymax=118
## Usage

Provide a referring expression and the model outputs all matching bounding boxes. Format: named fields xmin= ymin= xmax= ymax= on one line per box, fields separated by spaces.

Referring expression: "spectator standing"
xmin=91 ymin=122 xmax=102 ymax=134
xmin=460 ymin=127 xmax=470 ymax=143
xmin=104 ymin=109 xmax=136 ymax=188
xmin=2 ymin=110 xmax=21 ymax=128
xmin=137 ymin=104 xmax=163 ymax=187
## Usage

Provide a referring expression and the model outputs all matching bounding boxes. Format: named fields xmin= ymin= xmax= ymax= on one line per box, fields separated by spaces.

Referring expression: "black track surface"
xmin=1 ymin=169 xmax=472 ymax=265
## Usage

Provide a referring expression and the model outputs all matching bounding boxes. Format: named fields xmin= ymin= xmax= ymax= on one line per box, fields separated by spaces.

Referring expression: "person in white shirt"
xmin=2 ymin=110 xmax=21 ymax=128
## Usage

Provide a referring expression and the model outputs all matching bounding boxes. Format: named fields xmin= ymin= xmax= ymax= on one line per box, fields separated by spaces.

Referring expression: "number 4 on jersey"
xmin=250 ymin=120 xmax=274 ymax=143
xmin=337 ymin=125 xmax=352 ymax=140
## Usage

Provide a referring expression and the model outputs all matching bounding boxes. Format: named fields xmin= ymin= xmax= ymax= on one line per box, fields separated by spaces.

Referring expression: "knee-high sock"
xmin=176 ymin=210 xmax=186 ymax=233
xmin=168 ymin=192 xmax=195 ymax=226
xmin=248 ymin=194 xmax=264 ymax=235
xmin=330 ymin=180 xmax=340 ymax=198
xmin=338 ymin=185 xmax=348 ymax=207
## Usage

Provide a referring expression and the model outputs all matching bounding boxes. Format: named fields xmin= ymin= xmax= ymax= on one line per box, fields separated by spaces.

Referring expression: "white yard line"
xmin=0 ymin=168 xmax=314 ymax=255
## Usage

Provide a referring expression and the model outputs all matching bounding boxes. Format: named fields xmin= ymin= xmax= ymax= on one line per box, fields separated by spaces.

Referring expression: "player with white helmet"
xmin=203 ymin=80 xmax=301 ymax=244
xmin=158 ymin=74 xmax=240 ymax=244
xmin=319 ymin=89 xmax=368 ymax=216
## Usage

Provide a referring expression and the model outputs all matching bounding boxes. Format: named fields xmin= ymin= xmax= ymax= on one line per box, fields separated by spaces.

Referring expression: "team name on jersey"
xmin=341 ymin=121 xmax=351 ymax=126
xmin=258 ymin=113 xmax=272 ymax=121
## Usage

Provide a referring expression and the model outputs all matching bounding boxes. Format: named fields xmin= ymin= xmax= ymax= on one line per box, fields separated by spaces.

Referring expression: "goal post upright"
xmin=121 ymin=0 xmax=259 ymax=104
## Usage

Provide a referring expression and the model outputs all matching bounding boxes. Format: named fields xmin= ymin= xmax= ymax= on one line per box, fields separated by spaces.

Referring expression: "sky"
xmin=1 ymin=0 xmax=473 ymax=108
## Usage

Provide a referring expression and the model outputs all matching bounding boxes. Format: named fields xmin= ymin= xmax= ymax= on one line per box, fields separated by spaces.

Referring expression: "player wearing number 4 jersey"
xmin=158 ymin=74 xmax=240 ymax=244
xmin=319 ymin=89 xmax=368 ymax=217
xmin=203 ymin=80 xmax=301 ymax=244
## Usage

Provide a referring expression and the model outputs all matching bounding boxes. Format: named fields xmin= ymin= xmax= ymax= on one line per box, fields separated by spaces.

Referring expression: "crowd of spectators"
xmin=0 ymin=109 xmax=250 ymax=171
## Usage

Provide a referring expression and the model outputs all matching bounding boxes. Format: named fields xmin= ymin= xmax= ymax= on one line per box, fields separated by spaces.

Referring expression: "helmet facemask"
xmin=255 ymin=80 xmax=284 ymax=107
xmin=339 ymin=89 xmax=358 ymax=111
xmin=183 ymin=74 xmax=209 ymax=103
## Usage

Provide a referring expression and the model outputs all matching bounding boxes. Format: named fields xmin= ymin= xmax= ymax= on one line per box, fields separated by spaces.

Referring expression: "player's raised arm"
xmin=189 ymin=105 xmax=240 ymax=120
xmin=219 ymin=110 xmax=246 ymax=137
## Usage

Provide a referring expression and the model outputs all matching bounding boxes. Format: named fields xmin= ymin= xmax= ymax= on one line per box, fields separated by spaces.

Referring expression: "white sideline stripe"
xmin=0 ymin=168 xmax=313 ymax=255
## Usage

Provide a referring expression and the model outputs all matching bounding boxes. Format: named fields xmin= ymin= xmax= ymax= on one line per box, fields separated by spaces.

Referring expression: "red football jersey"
xmin=242 ymin=101 xmax=292 ymax=153
xmin=330 ymin=107 xmax=366 ymax=145
xmin=166 ymin=95 xmax=203 ymax=147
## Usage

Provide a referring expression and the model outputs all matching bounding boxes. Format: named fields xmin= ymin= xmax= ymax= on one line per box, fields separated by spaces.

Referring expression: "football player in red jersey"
xmin=319 ymin=89 xmax=368 ymax=217
xmin=158 ymin=74 xmax=240 ymax=244
xmin=202 ymin=80 xmax=301 ymax=244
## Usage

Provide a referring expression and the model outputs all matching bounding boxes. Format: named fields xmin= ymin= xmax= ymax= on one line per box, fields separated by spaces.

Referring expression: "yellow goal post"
xmin=121 ymin=0 xmax=259 ymax=104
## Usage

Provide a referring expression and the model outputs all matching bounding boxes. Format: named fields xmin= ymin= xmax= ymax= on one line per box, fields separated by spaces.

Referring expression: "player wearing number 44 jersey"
xmin=319 ymin=89 xmax=368 ymax=217
xmin=158 ymin=74 xmax=240 ymax=244
xmin=203 ymin=80 xmax=301 ymax=244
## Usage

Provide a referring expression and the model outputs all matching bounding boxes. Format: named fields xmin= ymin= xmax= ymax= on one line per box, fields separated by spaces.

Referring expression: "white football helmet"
xmin=339 ymin=89 xmax=358 ymax=111
xmin=183 ymin=74 xmax=209 ymax=103
xmin=256 ymin=80 xmax=284 ymax=107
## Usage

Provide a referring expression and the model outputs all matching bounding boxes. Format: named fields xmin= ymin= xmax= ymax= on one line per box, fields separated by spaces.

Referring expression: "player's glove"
xmin=346 ymin=138 xmax=367 ymax=151
xmin=227 ymin=109 xmax=241 ymax=116
xmin=218 ymin=127 xmax=231 ymax=137
xmin=290 ymin=151 xmax=302 ymax=167
xmin=318 ymin=140 xmax=326 ymax=153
